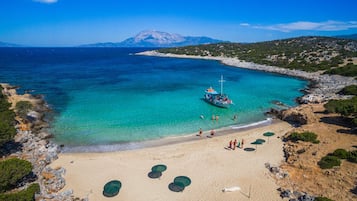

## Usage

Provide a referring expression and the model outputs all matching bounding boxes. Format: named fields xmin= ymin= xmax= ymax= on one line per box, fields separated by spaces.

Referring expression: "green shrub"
xmin=0 ymin=158 xmax=33 ymax=192
xmin=324 ymin=97 xmax=357 ymax=116
xmin=0 ymin=183 xmax=40 ymax=201
xmin=315 ymin=197 xmax=334 ymax=201
xmin=324 ymin=63 xmax=357 ymax=77
xmin=347 ymin=150 xmax=357 ymax=163
xmin=0 ymin=101 xmax=11 ymax=113
xmin=0 ymin=91 xmax=16 ymax=147
xmin=339 ymin=85 xmax=357 ymax=95
xmin=0 ymin=120 xmax=16 ymax=147
xmin=332 ymin=148 xmax=349 ymax=159
xmin=287 ymin=131 xmax=319 ymax=143
xmin=0 ymin=93 xmax=11 ymax=113
xmin=15 ymin=101 xmax=33 ymax=120
xmin=318 ymin=155 xmax=341 ymax=169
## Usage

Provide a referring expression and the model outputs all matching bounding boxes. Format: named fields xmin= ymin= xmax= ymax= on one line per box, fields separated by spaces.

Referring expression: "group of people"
xmin=211 ymin=114 xmax=219 ymax=121
xmin=200 ymin=114 xmax=237 ymax=121
xmin=198 ymin=128 xmax=216 ymax=137
xmin=197 ymin=113 xmax=238 ymax=138
xmin=197 ymin=128 xmax=246 ymax=150
xmin=228 ymin=139 xmax=244 ymax=150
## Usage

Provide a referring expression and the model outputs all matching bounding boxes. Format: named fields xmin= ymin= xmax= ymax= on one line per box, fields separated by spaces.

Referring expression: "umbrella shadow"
xmin=148 ymin=171 xmax=162 ymax=179
xmin=244 ymin=147 xmax=256 ymax=152
xmin=168 ymin=182 xmax=185 ymax=192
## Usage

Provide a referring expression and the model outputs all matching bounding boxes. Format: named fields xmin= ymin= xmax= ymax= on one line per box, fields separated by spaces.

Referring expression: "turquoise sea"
xmin=0 ymin=48 xmax=307 ymax=150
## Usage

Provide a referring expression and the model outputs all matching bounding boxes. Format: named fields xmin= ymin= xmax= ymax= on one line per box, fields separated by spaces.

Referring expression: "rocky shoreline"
xmin=136 ymin=50 xmax=357 ymax=104
xmin=0 ymin=84 xmax=78 ymax=201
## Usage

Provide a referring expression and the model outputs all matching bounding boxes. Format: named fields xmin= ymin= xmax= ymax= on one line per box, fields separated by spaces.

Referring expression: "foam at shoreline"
xmin=60 ymin=118 xmax=275 ymax=153
xmin=230 ymin=117 xmax=272 ymax=129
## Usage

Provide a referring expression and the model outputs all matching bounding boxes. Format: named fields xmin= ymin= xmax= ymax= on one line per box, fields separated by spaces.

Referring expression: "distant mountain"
xmin=334 ymin=33 xmax=357 ymax=40
xmin=80 ymin=30 xmax=224 ymax=47
xmin=0 ymin=41 xmax=22 ymax=47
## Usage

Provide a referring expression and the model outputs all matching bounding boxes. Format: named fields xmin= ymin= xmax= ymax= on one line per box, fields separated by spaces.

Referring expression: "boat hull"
xmin=203 ymin=97 xmax=231 ymax=108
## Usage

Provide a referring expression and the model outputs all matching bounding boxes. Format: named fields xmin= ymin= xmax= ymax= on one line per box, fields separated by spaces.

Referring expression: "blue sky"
xmin=0 ymin=0 xmax=357 ymax=46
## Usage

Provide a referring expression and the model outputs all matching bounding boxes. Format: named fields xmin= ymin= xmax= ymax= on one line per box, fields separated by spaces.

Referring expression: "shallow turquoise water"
xmin=0 ymin=48 xmax=307 ymax=148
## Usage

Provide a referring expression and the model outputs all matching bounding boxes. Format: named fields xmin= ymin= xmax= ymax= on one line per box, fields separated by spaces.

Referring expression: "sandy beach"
xmin=51 ymin=120 xmax=292 ymax=201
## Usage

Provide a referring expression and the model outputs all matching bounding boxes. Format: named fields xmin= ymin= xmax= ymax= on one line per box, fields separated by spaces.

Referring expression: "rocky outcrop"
xmin=298 ymin=74 xmax=357 ymax=104
xmin=279 ymin=105 xmax=318 ymax=126
xmin=265 ymin=162 xmax=289 ymax=179
xmin=278 ymin=187 xmax=316 ymax=201
xmin=265 ymin=162 xmax=316 ymax=201
xmin=41 ymin=167 xmax=66 ymax=194
xmin=1 ymin=84 xmax=75 ymax=201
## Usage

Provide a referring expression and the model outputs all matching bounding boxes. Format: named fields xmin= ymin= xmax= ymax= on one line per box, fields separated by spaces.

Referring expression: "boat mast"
xmin=219 ymin=75 xmax=225 ymax=95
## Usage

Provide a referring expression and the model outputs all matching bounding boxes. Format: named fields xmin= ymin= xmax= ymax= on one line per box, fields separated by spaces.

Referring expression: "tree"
xmin=0 ymin=158 xmax=33 ymax=192
xmin=0 ymin=121 xmax=16 ymax=147
xmin=0 ymin=183 xmax=39 ymax=201
xmin=339 ymin=85 xmax=357 ymax=95
xmin=324 ymin=97 xmax=357 ymax=117
xmin=0 ymin=88 xmax=17 ymax=147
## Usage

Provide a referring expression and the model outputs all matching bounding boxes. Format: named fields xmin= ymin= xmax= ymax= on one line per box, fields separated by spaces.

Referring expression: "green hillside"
xmin=158 ymin=36 xmax=357 ymax=75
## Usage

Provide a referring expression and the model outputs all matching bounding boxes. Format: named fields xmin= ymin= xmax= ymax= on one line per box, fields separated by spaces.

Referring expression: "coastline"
xmin=136 ymin=50 xmax=357 ymax=103
xmin=2 ymin=50 xmax=356 ymax=200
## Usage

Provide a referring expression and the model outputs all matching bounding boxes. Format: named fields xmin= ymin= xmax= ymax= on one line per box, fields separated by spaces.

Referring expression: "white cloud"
xmin=33 ymin=0 xmax=58 ymax=4
xmin=239 ymin=23 xmax=250 ymax=27
xmin=247 ymin=20 xmax=357 ymax=32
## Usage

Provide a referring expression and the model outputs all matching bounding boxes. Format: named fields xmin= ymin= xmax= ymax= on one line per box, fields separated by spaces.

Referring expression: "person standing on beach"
xmin=233 ymin=139 xmax=237 ymax=150
xmin=241 ymin=139 xmax=244 ymax=148
xmin=199 ymin=128 xmax=203 ymax=137
xmin=210 ymin=129 xmax=215 ymax=136
xmin=229 ymin=140 xmax=233 ymax=149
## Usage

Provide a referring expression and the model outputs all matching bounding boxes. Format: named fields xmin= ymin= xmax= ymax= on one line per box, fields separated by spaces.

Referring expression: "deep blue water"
xmin=0 ymin=48 xmax=307 ymax=147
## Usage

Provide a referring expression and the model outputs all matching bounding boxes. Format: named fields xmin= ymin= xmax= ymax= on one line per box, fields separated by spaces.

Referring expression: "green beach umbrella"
xmin=256 ymin=138 xmax=266 ymax=143
xmin=148 ymin=164 xmax=167 ymax=179
xmin=263 ymin=132 xmax=275 ymax=143
xmin=169 ymin=176 xmax=191 ymax=192
xmin=174 ymin=176 xmax=191 ymax=187
xmin=103 ymin=180 xmax=122 ymax=197
xmin=251 ymin=140 xmax=263 ymax=151
xmin=151 ymin=164 xmax=167 ymax=173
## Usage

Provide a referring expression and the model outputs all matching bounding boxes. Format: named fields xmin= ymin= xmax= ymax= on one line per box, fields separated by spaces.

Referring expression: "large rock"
xmin=280 ymin=105 xmax=318 ymax=126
